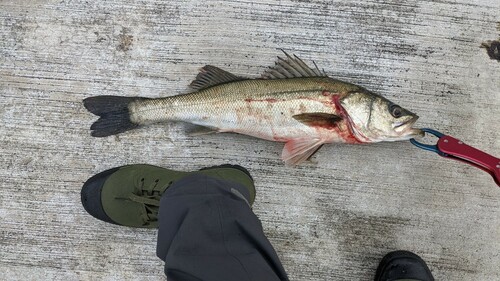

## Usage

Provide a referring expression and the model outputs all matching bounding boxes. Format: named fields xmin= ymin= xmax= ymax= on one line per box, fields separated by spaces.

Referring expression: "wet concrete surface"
xmin=1 ymin=1 xmax=499 ymax=280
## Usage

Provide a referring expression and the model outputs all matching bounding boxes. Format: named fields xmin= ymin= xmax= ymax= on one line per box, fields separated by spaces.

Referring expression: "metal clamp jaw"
xmin=410 ymin=128 xmax=446 ymax=156
xmin=411 ymin=128 xmax=500 ymax=187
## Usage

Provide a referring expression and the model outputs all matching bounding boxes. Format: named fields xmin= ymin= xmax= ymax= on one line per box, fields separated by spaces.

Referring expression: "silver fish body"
xmin=84 ymin=52 xmax=422 ymax=165
xmin=130 ymin=77 xmax=356 ymax=142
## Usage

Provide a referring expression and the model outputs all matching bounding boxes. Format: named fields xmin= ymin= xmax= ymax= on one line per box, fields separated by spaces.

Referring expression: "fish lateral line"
xmin=244 ymin=98 xmax=282 ymax=103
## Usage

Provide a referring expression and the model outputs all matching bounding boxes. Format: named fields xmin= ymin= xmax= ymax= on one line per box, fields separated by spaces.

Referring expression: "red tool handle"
xmin=437 ymin=135 xmax=500 ymax=186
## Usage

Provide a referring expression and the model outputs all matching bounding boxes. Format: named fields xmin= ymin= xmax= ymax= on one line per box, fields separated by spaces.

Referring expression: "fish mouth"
xmin=393 ymin=116 xmax=423 ymax=137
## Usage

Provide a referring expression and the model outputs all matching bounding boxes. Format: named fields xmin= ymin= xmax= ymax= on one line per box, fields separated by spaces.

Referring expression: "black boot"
xmin=375 ymin=250 xmax=434 ymax=281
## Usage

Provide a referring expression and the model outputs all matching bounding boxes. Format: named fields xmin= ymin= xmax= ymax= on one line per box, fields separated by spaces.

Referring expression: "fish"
xmin=84 ymin=51 xmax=423 ymax=166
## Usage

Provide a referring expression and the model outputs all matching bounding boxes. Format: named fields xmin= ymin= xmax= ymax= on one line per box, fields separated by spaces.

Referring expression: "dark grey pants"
xmin=156 ymin=174 xmax=289 ymax=281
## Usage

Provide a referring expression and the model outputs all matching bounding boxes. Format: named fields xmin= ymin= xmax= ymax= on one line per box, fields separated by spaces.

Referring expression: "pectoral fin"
xmin=185 ymin=124 xmax=219 ymax=136
xmin=292 ymin=113 xmax=342 ymax=128
xmin=282 ymin=138 xmax=325 ymax=166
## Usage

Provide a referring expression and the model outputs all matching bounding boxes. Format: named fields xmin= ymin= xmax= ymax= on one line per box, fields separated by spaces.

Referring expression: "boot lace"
xmin=118 ymin=177 xmax=171 ymax=226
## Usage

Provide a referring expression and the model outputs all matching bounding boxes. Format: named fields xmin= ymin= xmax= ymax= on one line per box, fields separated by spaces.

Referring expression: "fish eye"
xmin=389 ymin=104 xmax=403 ymax=118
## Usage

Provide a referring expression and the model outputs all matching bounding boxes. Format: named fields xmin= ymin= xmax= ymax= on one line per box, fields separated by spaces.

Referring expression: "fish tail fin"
xmin=83 ymin=95 xmax=144 ymax=137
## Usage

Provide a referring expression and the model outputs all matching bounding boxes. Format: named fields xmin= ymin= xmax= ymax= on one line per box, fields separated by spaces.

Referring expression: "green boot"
xmin=81 ymin=164 xmax=255 ymax=228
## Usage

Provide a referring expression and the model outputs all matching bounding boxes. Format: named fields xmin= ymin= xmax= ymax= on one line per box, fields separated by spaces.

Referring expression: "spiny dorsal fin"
xmin=189 ymin=65 xmax=246 ymax=91
xmin=292 ymin=113 xmax=342 ymax=128
xmin=261 ymin=50 xmax=328 ymax=79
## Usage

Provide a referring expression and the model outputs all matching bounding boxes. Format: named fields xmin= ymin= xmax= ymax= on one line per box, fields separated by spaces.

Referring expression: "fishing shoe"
xmin=81 ymin=164 xmax=255 ymax=228
xmin=375 ymin=250 xmax=434 ymax=281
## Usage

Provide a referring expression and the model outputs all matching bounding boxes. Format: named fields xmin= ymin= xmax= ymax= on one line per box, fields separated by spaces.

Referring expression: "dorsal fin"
xmin=189 ymin=65 xmax=246 ymax=91
xmin=261 ymin=50 xmax=328 ymax=79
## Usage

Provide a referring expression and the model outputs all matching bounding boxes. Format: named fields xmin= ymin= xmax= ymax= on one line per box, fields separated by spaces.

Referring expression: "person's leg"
xmin=374 ymin=250 xmax=434 ymax=281
xmin=156 ymin=173 xmax=288 ymax=281
xmin=81 ymin=164 xmax=288 ymax=281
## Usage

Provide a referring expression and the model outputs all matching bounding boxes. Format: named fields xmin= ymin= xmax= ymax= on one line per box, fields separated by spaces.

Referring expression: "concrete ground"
xmin=1 ymin=0 xmax=499 ymax=280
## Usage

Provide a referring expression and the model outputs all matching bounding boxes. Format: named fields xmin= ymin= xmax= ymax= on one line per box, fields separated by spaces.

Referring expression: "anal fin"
xmin=282 ymin=138 xmax=325 ymax=166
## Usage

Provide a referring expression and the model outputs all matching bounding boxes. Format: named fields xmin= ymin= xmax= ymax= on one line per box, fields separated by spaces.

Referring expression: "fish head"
xmin=340 ymin=91 xmax=424 ymax=142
